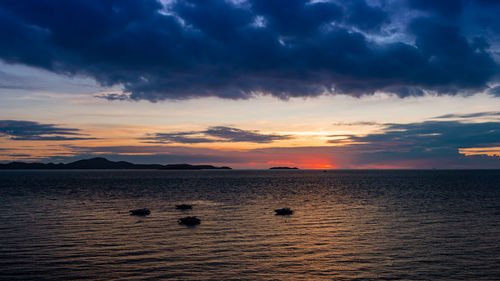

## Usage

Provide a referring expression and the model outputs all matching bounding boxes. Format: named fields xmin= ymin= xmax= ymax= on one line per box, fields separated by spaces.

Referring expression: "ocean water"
xmin=0 ymin=170 xmax=499 ymax=280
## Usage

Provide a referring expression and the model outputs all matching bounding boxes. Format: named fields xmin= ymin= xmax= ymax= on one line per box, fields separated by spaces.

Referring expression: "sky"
xmin=1 ymin=0 xmax=500 ymax=169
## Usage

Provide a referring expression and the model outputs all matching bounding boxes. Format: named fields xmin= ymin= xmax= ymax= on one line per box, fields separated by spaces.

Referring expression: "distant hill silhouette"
xmin=269 ymin=167 xmax=299 ymax=169
xmin=0 ymin=157 xmax=232 ymax=170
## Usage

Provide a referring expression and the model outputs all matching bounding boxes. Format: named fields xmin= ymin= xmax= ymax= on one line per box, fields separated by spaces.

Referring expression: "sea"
xmin=0 ymin=170 xmax=499 ymax=280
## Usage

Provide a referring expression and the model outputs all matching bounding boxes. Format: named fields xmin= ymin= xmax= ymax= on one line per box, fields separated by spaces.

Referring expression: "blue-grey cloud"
xmin=144 ymin=126 xmax=291 ymax=144
xmin=0 ymin=69 xmax=36 ymax=90
xmin=488 ymin=86 xmax=500 ymax=97
xmin=329 ymin=120 xmax=500 ymax=164
xmin=94 ymin=92 xmax=132 ymax=101
xmin=204 ymin=126 xmax=291 ymax=143
xmin=143 ymin=132 xmax=218 ymax=144
xmin=0 ymin=120 xmax=95 ymax=141
xmin=434 ymin=112 xmax=500 ymax=119
xmin=310 ymin=118 xmax=500 ymax=168
xmin=0 ymin=0 xmax=498 ymax=101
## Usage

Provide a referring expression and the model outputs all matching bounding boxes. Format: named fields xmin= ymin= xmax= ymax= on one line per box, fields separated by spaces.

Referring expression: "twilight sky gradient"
xmin=1 ymin=0 xmax=500 ymax=168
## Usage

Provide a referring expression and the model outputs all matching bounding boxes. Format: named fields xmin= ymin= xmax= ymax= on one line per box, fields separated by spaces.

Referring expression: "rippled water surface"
xmin=0 ymin=170 xmax=499 ymax=280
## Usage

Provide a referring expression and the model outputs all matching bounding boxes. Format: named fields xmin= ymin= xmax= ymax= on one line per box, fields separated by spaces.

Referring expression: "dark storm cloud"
xmin=144 ymin=126 xmax=291 ymax=144
xmin=0 ymin=120 xmax=95 ymax=141
xmin=408 ymin=0 xmax=463 ymax=18
xmin=250 ymin=0 xmax=343 ymax=36
xmin=0 ymin=0 xmax=499 ymax=101
xmin=344 ymin=0 xmax=390 ymax=32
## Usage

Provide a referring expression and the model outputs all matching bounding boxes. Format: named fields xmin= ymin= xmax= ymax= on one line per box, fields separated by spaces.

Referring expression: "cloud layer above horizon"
xmin=1 ymin=0 xmax=499 ymax=101
xmin=2 ymin=114 xmax=500 ymax=169
xmin=0 ymin=120 xmax=95 ymax=141
xmin=143 ymin=126 xmax=291 ymax=144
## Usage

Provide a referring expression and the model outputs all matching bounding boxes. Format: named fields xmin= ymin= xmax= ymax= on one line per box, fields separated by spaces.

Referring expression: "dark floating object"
xmin=129 ymin=208 xmax=151 ymax=216
xmin=269 ymin=166 xmax=299 ymax=169
xmin=275 ymin=208 xmax=293 ymax=215
xmin=178 ymin=216 xmax=201 ymax=225
xmin=176 ymin=204 xmax=192 ymax=210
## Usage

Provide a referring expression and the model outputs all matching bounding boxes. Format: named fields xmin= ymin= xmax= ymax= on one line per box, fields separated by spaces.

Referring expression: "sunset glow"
xmin=1 ymin=0 xmax=500 ymax=169
xmin=2 ymin=1 xmax=500 ymax=280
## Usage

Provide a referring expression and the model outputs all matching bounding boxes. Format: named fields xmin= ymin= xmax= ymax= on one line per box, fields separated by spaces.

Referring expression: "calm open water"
xmin=0 ymin=170 xmax=499 ymax=280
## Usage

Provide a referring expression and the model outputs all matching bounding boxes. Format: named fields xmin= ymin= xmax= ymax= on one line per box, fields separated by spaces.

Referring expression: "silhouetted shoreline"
xmin=0 ymin=157 xmax=232 ymax=170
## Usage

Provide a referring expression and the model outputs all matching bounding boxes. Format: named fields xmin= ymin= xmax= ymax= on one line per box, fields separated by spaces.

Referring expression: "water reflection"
xmin=0 ymin=170 xmax=499 ymax=279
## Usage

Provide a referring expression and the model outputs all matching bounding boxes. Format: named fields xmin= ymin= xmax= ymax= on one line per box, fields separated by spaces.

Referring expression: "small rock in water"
xmin=129 ymin=208 xmax=151 ymax=216
xmin=178 ymin=216 xmax=201 ymax=225
xmin=275 ymin=208 xmax=293 ymax=215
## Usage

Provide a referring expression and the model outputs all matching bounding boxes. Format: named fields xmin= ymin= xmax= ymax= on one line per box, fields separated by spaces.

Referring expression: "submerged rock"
xmin=178 ymin=216 xmax=201 ymax=225
xmin=275 ymin=208 xmax=293 ymax=215
xmin=129 ymin=208 xmax=151 ymax=216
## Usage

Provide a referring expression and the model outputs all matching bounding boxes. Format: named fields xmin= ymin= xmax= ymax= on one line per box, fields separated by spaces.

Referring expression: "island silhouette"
xmin=0 ymin=157 xmax=231 ymax=170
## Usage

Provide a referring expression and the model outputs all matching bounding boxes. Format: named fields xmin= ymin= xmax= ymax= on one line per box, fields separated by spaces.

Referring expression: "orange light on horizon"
xmin=306 ymin=163 xmax=337 ymax=169
xmin=266 ymin=156 xmax=337 ymax=169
